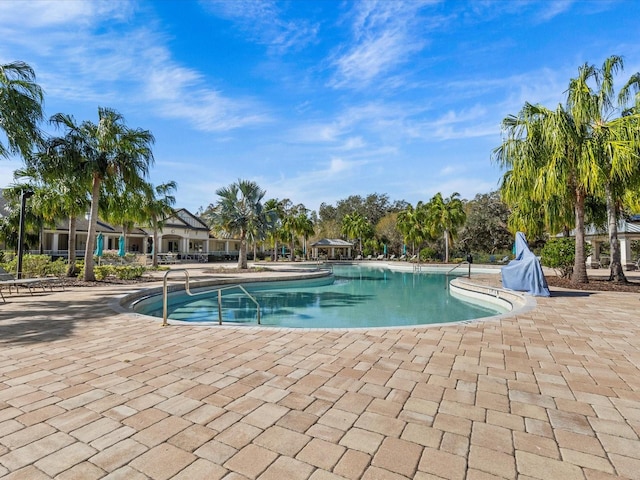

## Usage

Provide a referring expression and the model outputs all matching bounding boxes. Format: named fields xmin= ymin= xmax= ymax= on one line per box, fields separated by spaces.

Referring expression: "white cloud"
xmin=0 ymin=0 xmax=269 ymax=133
xmin=329 ymin=0 xmax=435 ymax=89
xmin=199 ymin=0 xmax=319 ymax=54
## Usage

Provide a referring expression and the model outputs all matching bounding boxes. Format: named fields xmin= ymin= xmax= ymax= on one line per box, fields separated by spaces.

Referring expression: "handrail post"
xmin=161 ymin=268 xmax=262 ymax=326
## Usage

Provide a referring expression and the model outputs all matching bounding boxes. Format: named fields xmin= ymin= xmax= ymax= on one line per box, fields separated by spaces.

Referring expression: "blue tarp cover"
xmin=501 ymin=232 xmax=550 ymax=297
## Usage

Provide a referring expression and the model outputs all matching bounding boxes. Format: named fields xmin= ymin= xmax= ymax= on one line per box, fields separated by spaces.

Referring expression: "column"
xmin=620 ymin=237 xmax=632 ymax=266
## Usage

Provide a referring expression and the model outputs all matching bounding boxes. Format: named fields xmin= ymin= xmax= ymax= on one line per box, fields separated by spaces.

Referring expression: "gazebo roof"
xmin=310 ymin=238 xmax=353 ymax=247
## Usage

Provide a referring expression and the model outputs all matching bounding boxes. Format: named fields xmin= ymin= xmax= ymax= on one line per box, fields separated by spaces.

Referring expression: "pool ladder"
xmin=161 ymin=269 xmax=261 ymax=326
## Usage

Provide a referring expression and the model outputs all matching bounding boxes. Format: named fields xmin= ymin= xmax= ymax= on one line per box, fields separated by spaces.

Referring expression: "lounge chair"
xmin=0 ymin=267 xmax=61 ymax=299
xmin=366 ymin=255 xmax=372 ymax=260
xmin=498 ymin=255 xmax=510 ymax=264
xmin=398 ymin=254 xmax=406 ymax=261
xmin=389 ymin=254 xmax=396 ymax=260
xmin=376 ymin=254 xmax=384 ymax=260
xmin=354 ymin=254 xmax=362 ymax=261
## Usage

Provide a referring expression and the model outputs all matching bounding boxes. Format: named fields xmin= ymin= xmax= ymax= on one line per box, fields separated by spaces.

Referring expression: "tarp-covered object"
xmin=501 ymin=232 xmax=550 ymax=297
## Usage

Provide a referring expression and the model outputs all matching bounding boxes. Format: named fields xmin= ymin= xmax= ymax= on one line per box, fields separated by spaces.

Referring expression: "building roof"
xmin=310 ymin=238 xmax=353 ymax=247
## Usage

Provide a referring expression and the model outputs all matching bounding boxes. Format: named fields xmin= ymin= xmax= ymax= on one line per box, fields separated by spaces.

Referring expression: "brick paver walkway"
xmin=1 ymin=269 xmax=639 ymax=479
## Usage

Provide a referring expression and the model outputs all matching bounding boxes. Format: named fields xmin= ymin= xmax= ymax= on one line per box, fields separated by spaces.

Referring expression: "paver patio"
xmin=1 ymin=265 xmax=639 ymax=479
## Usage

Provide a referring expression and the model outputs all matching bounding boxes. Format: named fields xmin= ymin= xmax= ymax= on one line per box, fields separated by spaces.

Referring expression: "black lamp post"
xmin=16 ymin=189 xmax=34 ymax=279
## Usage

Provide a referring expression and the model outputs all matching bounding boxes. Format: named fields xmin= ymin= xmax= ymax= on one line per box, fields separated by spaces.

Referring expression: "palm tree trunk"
xmin=83 ymin=175 xmax=101 ymax=281
xmin=67 ymin=215 xmax=77 ymax=277
xmin=273 ymin=240 xmax=278 ymax=262
xmin=238 ymin=231 xmax=248 ymax=269
xmin=444 ymin=230 xmax=449 ymax=263
xmin=605 ymin=183 xmax=627 ymax=283
xmin=571 ymin=188 xmax=588 ymax=284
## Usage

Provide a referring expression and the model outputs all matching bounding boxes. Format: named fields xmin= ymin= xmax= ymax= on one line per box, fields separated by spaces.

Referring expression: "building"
xmin=0 ymin=190 xmax=243 ymax=261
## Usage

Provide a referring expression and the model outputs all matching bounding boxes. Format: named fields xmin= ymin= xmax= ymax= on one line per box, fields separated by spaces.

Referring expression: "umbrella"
xmin=94 ymin=233 xmax=104 ymax=265
xmin=94 ymin=233 xmax=104 ymax=256
xmin=403 ymin=244 xmax=406 ymax=255
xmin=383 ymin=244 xmax=387 ymax=256
xmin=118 ymin=235 xmax=126 ymax=257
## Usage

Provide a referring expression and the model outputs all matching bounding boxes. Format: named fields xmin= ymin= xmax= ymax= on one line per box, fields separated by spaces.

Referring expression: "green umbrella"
xmin=94 ymin=233 xmax=104 ymax=257
xmin=118 ymin=235 xmax=125 ymax=257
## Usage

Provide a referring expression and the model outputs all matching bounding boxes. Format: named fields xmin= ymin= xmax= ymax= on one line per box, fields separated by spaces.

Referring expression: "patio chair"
xmin=0 ymin=267 xmax=61 ymax=297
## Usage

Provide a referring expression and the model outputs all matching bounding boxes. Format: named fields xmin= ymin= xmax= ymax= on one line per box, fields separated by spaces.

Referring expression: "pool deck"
xmin=1 ymin=263 xmax=639 ymax=479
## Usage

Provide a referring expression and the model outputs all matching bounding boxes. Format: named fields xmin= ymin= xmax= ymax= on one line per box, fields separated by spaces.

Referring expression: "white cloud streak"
xmin=199 ymin=0 xmax=319 ymax=54
xmin=0 ymin=0 xmax=268 ymax=132
xmin=329 ymin=0 xmax=435 ymax=89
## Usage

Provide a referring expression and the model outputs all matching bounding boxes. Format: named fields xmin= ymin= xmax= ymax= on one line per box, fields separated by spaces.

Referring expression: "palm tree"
xmin=0 ymin=61 xmax=44 ymax=160
xmin=295 ymin=212 xmax=315 ymax=260
xmin=264 ymin=198 xmax=284 ymax=261
xmin=49 ymin=108 xmax=154 ymax=281
xmin=341 ymin=212 xmax=370 ymax=256
xmin=204 ymin=179 xmax=270 ymax=269
xmin=494 ymin=102 xmax=591 ymax=283
xmin=30 ymin=133 xmax=92 ymax=276
xmin=426 ymin=192 xmax=466 ymax=263
xmin=141 ymin=181 xmax=177 ymax=267
xmin=566 ymin=56 xmax=640 ymax=282
xmin=397 ymin=202 xmax=428 ymax=258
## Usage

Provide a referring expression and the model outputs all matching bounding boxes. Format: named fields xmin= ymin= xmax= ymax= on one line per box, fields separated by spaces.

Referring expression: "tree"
xmin=457 ymin=192 xmax=512 ymax=254
xmin=142 ymin=181 xmax=177 ymax=267
xmin=426 ymin=192 xmax=466 ymax=263
xmin=397 ymin=202 xmax=430 ymax=258
xmin=375 ymin=213 xmax=403 ymax=256
xmin=204 ymin=180 xmax=271 ymax=269
xmin=494 ymin=102 xmax=591 ymax=283
xmin=566 ymin=55 xmax=640 ymax=282
xmin=263 ymin=198 xmax=285 ymax=261
xmin=0 ymin=61 xmax=44 ymax=160
xmin=341 ymin=212 xmax=371 ymax=255
xmin=48 ymin=108 xmax=155 ymax=281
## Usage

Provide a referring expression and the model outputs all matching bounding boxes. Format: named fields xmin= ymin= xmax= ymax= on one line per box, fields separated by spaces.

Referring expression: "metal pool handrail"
xmin=162 ymin=269 xmax=261 ymax=326
xmin=446 ymin=260 xmax=471 ymax=278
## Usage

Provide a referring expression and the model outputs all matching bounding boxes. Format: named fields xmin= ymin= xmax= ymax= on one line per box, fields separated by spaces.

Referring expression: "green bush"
xmin=419 ymin=247 xmax=436 ymax=262
xmin=540 ymin=238 xmax=591 ymax=278
xmin=114 ymin=265 xmax=146 ymax=280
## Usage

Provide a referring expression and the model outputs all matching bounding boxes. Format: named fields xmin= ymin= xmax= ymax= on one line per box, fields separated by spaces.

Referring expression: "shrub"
xmin=419 ymin=247 xmax=436 ymax=262
xmin=114 ymin=265 xmax=146 ymax=280
xmin=540 ymin=238 xmax=591 ymax=278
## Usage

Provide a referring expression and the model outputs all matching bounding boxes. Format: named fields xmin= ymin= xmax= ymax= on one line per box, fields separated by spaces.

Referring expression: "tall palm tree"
xmin=426 ymin=192 xmax=466 ymax=263
xmin=494 ymin=102 xmax=591 ymax=283
xmin=341 ymin=212 xmax=370 ymax=256
xmin=142 ymin=181 xmax=177 ymax=267
xmin=204 ymin=179 xmax=269 ymax=269
xmin=0 ymin=61 xmax=44 ymax=160
xmin=49 ymin=108 xmax=155 ymax=281
xmin=30 ymin=133 xmax=92 ymax=276
xmin=295 ymin=212 xmax=315 ymax=260
xmin=566 ymin=56 xmax=640 ymax=282
xmin=264 ymin=198 xmax=284 ymax=261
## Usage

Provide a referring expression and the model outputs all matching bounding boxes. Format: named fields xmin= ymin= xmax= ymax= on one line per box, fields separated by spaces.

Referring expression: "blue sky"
xmin=1 ymin=0 xmax=639 ymax=215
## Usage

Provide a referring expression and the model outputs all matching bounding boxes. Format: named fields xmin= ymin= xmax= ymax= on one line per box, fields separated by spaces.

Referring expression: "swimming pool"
xmin=132 ymin=264 xmax=508 ymax=328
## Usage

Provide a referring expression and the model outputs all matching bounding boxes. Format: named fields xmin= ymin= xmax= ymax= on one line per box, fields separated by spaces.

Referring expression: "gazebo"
xmin=310 ymin=238 xmax=354 ymax=260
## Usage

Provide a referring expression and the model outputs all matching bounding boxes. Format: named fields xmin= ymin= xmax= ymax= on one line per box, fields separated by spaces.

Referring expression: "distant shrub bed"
xmin=1 ymin=254 xmax=66 ymax=278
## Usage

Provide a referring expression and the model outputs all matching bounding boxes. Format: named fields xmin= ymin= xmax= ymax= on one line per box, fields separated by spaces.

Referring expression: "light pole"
xmin=16 ymin=189 xmax=34 ymax=279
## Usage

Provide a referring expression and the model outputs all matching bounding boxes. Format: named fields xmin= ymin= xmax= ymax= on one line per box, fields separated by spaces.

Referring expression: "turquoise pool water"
xmin=133 ymin=265 xmax=505 ymax=328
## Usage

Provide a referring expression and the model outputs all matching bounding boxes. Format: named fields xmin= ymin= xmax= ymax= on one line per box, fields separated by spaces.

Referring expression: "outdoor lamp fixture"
xmin=16 ymin=189 xmax=34 ymax=279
